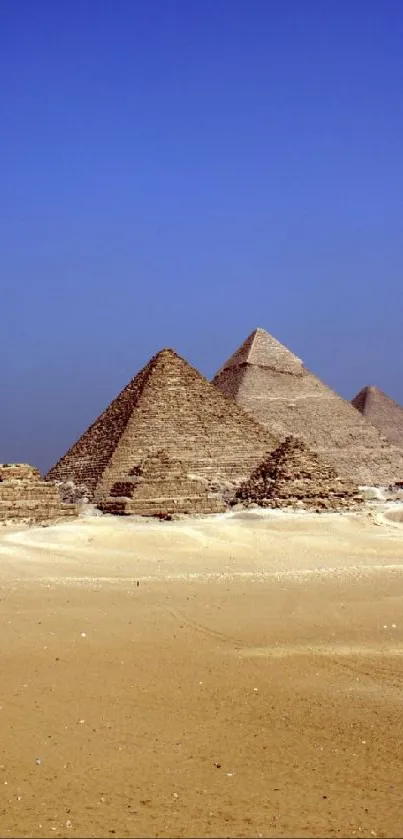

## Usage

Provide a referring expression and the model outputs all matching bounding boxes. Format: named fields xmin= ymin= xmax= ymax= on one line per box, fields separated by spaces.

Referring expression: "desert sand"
xmin=0 ymin=507 xmax=403 ymax=838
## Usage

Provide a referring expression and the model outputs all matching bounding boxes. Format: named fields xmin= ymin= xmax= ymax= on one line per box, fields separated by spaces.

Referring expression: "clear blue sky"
xmin=1 ymin=0 xmax=402 ymax=472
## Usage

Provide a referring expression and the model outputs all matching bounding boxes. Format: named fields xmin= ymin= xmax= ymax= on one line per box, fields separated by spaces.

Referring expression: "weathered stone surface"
xmin=213 ymin=328 xmax=403 ymax=486
xmin=99 ymin=450 xmax=226 ymax=516
xmin=235 ymin=437 xmax=363 ymax=512
xmin=352 ymin=385 xmax=403 ymax=449
xmin=46 ymin=348 xmax=277 ymax=514
xmin=0 ymin=464 xmax=76 ymax=523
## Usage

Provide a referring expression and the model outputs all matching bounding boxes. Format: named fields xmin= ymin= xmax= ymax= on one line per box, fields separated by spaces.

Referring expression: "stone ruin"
xmin=0 ymin=464 xmax=76 ymax=524
xmin=99 ymin=449 xmax=226 ymax=517
xmin=234 ymin=437 xmax=363 ymax=512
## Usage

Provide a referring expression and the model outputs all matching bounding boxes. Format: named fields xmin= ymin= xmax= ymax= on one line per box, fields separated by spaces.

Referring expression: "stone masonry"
xmin=213 ymin=328 xmax=403 ymax=486
xmin=99 ymin=449 xmax=226 ymax=516
xmin=46 ymin=348 xmax=277 ymax=511
xmin=0 ymin=464 xmax=76 ymax=524
xmin=235 ymin=437 xmax=363 ymax=512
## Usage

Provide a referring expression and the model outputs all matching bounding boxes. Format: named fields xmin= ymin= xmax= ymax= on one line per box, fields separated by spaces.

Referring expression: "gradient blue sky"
xmin=1 ymin=0 xmax=402 ymax=472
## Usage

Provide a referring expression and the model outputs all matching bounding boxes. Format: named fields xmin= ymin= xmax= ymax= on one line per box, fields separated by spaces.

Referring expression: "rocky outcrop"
xmin=235 ymin=437 xmax=363 ymax=512
xmin=0 ymin=464 xmax=76 ymax=524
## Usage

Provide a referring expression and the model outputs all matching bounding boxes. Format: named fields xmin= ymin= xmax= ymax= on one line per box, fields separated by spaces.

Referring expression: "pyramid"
xmin=98 ymin=449 xmax=226 ymax=516
xmin=352 ymin=386 xmax=403 ymax=450
xmin=0 ymin=464 xmax=76 ymax=523
xmin=46 ymin=348 xmax=277 ymax=514
xmin=212 ymin=328 xmax=403 ymax=486
xmin=235 ymin=437 xmax=362 ymax=511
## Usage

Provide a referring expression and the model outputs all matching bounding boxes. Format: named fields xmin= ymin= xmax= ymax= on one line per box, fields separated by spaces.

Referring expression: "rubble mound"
xmin=235 ymin=437 xmax=363 ymax=512
xmin=53 ymin=480 xmax=90 ymax=505
xmin=0 ymin=464 xmax=77 ymax=524
xmin=98 ymin=449 xmax=226 ymax=517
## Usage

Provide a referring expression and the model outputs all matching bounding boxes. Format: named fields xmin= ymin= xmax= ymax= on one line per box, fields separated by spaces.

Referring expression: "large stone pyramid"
xmin=46 ymin=348 xmax=277 ymax=513
xmin=352 ymin=385 xmax=403 ymax=450
xmin=235 ymin=437 xmax=362 ymax=511
xmin=212 ymin=328 xmax=403 ymax=486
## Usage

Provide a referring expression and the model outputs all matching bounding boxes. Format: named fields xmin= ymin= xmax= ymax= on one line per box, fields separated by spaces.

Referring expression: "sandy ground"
xmin=0 ymin=507 xmax=403 ymax=838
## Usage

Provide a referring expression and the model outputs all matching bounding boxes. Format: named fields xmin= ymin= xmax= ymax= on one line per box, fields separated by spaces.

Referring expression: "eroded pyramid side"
xmin=46 ymin=357 xmax=155 ymax=495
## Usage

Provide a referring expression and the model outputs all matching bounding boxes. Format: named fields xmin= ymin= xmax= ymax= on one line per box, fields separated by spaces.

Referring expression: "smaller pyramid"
xmin=235 ymin=437 xmax=362 ymax=512
xmin=99 ymin=449 xmax=226 ymax=517
xmin=351 ymin=386 xmax=403 ymax=449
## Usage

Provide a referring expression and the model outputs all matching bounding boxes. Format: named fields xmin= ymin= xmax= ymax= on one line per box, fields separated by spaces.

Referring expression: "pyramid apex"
xmin=215 ymin=327 xmax=304 ymax=375
xmin=153 ymin=347 xmax=179 ymax=358
xmin=352 ymin=384 xmax=384 ymax=410
xmin=148 ymin=347 xmax=184 ymax=367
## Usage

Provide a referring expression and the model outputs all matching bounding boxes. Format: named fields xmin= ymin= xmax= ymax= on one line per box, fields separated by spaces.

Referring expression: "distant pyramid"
xmin=352 ymin=385 xmax=403 ymax=449
xmin=46 ymin=348 xmax=277 ymax=514
xmin=235 ymin=437 xmax=362 ymax=511
xmin=212 ymin=328 xmax=403 ymax=486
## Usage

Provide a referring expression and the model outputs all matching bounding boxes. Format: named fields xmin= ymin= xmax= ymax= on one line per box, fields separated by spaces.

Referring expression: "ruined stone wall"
xmin=0 ymin=465 xmax=76 ymax=523
xmin=98 ymin=450 xmax=226 ymax=516
xmin=213 ymin=364 xmax=403 ymax=486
